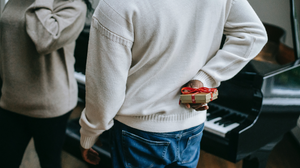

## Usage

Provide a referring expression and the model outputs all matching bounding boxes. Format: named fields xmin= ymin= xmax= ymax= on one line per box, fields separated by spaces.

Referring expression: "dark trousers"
xmin=0 ymin=107 xmax=71 ymax=168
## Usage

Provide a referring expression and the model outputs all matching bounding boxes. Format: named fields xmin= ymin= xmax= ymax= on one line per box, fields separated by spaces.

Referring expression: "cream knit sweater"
xmin=80 ymin=0 xmax=268 ymax=149
xmin=0 ymin=0 xmax=87 ymax=118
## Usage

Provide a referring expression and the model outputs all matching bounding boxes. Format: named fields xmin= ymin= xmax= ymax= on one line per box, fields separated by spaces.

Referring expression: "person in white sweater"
xmin=0 ymin=0 xmax=91 ymax=167
xmin=79 ymin=0 xmax=268 ymax=167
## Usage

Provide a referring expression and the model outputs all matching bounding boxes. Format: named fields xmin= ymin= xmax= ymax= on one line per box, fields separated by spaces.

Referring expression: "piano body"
xmin=201 ymin=1 xmax=300 ymax=167
xmin=202 ymin=23 xmax=300 ymax=168
xmin=65 ymin=1 xmax=300 ymax=167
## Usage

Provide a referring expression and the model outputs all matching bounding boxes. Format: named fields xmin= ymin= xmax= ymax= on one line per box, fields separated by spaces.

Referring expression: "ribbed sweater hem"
xmin=80 ymin=135 xmax=99 ymax=149
xmin=192 ymin=71 xmax=217 ymax=88
xmin=115 ymin=111 xmax=207 ymax=133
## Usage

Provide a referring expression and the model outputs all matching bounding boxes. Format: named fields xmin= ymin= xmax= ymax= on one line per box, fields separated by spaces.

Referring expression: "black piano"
xmin=202 ymin=1 xmax=300 ymax=167
xmin=64 ymin=0 xmax=300 ymax=167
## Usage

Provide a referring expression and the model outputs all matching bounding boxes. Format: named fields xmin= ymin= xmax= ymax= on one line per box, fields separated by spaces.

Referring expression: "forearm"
xmin=193 ymin=0 xmax=267 ymax=87
xmin=79 ymin=19 xmax=133 ymax=149
xmin=25 ymin=0 xmax=87 ymax=54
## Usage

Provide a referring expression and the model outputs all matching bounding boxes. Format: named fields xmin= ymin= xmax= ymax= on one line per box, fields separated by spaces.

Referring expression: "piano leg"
xmin=242 ymin=136 xmax=283 ymax=168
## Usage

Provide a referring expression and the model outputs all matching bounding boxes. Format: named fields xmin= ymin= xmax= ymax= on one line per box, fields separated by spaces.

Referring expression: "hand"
xmin=80 ymin=145 xmax=100 ymax=165
xmin=181 ymin=80 xmax=209 ymax=111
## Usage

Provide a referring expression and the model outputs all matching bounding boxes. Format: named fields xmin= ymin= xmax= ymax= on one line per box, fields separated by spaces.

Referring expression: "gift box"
xmin=180 ymin=87 xmax=218 ymax=104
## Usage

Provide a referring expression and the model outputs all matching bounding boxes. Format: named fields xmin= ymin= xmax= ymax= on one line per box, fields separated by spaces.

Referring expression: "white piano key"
xmin=204 ymin=117 xmax=240 ymax=137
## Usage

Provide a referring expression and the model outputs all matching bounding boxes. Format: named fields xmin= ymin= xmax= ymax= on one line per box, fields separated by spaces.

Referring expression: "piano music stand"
xmin=290 ymin=0 xmax=300 ymax=61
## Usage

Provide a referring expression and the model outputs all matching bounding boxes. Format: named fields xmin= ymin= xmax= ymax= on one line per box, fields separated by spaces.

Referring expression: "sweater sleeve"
xmin=25 ymin=0 xmax=87 ymax=55
xmin=192 ymin=0 xmax=268 ymax=88
xmin=79 ymin=17 xmax=133 ymax=149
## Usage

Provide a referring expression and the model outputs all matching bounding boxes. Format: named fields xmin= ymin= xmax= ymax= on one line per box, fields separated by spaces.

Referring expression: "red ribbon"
xmin=181 ymin=87 xmax=217 ymax=103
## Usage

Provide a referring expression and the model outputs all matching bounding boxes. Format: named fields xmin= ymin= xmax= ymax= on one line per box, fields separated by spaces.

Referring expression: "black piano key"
xmin=207 ymin=110 xmax=224 ymax=119
xmin=207 ymin=110 xmax=229 ymax=121
xmin=223 ymin=114 xmax=244 ymax=127
xmin=207 ymin=109 xmax=222 ymax=116
xmin=237 ymin=117 xmax=246 ymax=124
xmin=221 ymin=116 xmax=238 ymax=126
xmin=215 ymin=113 xmax=239 ymax=125
xmin=214 ymin=113 xmax=236 ymax=125
xmin=207 ymin=106 xmax=219 ymax=113
xmin=207 ymin=111 xmax=227 ymax=121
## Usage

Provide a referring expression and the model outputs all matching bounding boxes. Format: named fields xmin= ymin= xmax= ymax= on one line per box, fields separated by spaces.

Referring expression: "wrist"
xmin=80 ymin=135 xmax=98 ymax=149
xmin=192 ymin=71 xmax=216 ymax=88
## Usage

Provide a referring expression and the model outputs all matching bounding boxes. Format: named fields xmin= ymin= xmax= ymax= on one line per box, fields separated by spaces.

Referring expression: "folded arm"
xmin=192 ymin=0 xmax=268 ymax=88
xmin=25 ymin=0 xmax=87 ymax=54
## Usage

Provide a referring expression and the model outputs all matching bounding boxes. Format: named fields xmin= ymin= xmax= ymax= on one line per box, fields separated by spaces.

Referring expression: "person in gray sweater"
xmin=0 ymin=0 xmax=91 ymax=167
xmin=79 ymin=0 xmax=268 ymax=167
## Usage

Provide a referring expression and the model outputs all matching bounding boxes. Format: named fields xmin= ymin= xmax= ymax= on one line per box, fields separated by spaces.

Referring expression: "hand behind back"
xmin=181 ymin=80 xmax=209 ymax=111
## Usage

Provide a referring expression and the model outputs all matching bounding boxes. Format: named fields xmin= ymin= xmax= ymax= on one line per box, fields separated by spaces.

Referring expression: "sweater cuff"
xmin=192 ymin=71 xmax=217 ymax=88
xmin=80 ymin=135 xmax=99 ymax=149
xmin=34 ymin=0 xmax=54 ymax=8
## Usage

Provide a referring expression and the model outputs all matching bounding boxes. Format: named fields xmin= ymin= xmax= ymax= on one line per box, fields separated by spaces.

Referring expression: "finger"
xmin=187 ymin=83 xmax=192 ymax=88
xmin=87 ymin=153 xmax=101 ymax=160
xmin=81 ymin=148 xmax=101 ymax=165
xmin=83 ymin=154 xmax=100 ymax=165
xmin=87 ymin=155 xmax=101 ymax=164
xmin=190 ymin=103 xmax=205 ymax=109
xmin=195 ymin=105 xmax=209 ymax=111
xmin=89 ymin=148 xmax=99 ymax=155
xmin=86 ymin=157 xmax=100 ymax=165
xmin=86 ymin=152 xmax=101 ymax=165
xmin=87 ymin=152 xmax=100 ymax=158
xmin=190 ymin=103 xmax=208 ymax=110
xmin=182 ymin=88 xmax=189 ymax=93
xmin=192 ymin=105 xmax=206 ymax=110
xmin=189 ymin=80 xmax=200 ymax=88
xmin=185 ymin=103 xmax=190 ymax=108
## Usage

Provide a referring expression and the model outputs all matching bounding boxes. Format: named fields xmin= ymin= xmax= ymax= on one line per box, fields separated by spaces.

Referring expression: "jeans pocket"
xmin=181 ymin=128 xmax=203 ymax=163
xmin=122 ymin=130 xmax=170 ymax=168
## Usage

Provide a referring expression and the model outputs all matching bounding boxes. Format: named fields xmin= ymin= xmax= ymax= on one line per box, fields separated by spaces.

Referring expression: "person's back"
xmin=0 ymin=0 xmax=89 ymax=167
xmin=0 ymin=0 xmax=87 ymax=117
xmin=79 ymin=0 xmax=268 ymax=167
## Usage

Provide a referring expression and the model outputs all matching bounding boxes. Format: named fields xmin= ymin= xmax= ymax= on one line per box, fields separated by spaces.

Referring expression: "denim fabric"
xmin=110 ymin=120 xmax=204 ymax=168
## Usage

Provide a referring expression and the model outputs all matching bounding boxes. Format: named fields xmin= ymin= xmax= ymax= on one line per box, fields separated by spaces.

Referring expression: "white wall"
xmin=248 ymin=0 xmax=297 ymax=47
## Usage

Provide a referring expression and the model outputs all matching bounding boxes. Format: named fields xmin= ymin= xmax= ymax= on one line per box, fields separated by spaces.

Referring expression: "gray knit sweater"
xmin=0 ymin=0 xmax=87 ymax=118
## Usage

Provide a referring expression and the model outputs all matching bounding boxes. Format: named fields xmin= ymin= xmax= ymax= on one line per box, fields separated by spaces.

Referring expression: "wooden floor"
xmin=20 ymin=104 xmax=300 ymax=168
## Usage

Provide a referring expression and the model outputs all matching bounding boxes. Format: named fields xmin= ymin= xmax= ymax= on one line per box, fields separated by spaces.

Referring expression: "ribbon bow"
xmin=180 ymin=87 xmax=217 ymax=104
xmin=181 ymin=87 xmax=217 ymax=94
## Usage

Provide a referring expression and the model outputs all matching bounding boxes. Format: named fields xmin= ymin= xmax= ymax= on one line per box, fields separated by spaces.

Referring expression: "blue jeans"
xmin=110 ymin=120 xmax=204 ymax=168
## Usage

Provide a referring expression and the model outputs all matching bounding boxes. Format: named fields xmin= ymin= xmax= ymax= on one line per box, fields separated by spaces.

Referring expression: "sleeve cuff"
xmin=192 ymin=70 xmax=218 ymax=88
xmin=80 ymin=135 xmax=99 ymax=149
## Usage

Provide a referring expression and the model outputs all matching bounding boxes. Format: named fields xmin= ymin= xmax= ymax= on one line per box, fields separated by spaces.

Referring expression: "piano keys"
xmin=205 ymin=104 xmax=247 ymax=138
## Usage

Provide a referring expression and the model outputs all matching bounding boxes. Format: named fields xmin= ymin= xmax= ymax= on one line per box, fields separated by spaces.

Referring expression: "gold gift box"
xmin=180 ymin=90 xmax=218 ymax=104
